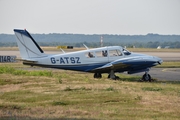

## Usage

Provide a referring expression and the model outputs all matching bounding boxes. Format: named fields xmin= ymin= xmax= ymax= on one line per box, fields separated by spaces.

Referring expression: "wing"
xmin=90 ymin=56 xmax=160 ymax=73
xmin=90 ymin=59 xmax=130 ymax=73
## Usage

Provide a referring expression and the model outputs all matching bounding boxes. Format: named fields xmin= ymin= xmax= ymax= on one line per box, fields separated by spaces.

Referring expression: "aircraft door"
xmin=94 ymin=49 xmax=108 ymax=63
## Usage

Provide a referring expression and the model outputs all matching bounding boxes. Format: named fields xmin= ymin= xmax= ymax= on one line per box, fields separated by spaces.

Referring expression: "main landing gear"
xmin=94 ymin=70 xmax=119 ymax=80
xmin=94 ymin=73 xmax=102 ymax=78
xmin=107 ymin=70 xmax=120 ymax=80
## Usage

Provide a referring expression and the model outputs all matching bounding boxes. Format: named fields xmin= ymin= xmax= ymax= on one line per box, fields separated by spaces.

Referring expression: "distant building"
xmin=157 ymin=46 xmax=161 ymax=49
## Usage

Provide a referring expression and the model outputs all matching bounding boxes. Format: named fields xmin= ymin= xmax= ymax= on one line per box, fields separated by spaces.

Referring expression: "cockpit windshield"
xmin=123 ymin=48 xmax=131 ymax=55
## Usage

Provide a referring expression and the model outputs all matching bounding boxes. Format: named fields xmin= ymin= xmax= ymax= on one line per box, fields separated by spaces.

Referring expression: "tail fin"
xmin=14 ymin=29 xmax=46 ymax=59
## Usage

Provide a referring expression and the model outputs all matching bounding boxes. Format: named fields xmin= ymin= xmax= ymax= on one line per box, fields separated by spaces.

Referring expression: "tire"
xmin=98 ymin=73 xmax=102 ymax=78
xmin=94 ymin=73 xmax=102 ymax=78
xmin=108 ymin=74 xmax=119 ymax=80
xmin=142 ymin=74 xmax=151 ymax=82
xmin=108 ymin=74 xmax=110 ymax=78
xmin=115 ymin=76 xmax=120 ymax=80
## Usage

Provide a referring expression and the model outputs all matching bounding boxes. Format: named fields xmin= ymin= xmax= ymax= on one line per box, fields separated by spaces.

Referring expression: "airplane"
xmin=14 ymin=29 xmax=163 ymax=81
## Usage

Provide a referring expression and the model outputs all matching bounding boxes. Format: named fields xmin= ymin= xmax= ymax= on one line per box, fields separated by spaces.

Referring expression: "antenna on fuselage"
xmin=60 ymin=48 xmax=65 ymax=53
xmin=83 ymin=44 xmax=89 ymax=50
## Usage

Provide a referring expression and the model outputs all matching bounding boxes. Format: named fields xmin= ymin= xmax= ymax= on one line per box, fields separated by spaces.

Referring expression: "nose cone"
xmin=153 ymin=56 xmax=163 ymax=65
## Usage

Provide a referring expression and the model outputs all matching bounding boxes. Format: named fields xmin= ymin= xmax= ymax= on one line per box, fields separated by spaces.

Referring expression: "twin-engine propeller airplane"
xmin=14 ymin=29 xmax=163 ymax=81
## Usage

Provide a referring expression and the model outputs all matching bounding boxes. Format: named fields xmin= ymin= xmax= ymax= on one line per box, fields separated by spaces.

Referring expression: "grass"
xmin=0 ymin=65 xmax=53 ymax=77
xmin=142 ymin=87 xmax=163 ymax=91
xmin=0 ymin=63 xmax=180 ymax=119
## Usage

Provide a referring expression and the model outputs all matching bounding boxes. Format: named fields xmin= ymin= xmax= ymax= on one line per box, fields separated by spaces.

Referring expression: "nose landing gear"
xmin=142 ymin=71 xmax=152 ymax=82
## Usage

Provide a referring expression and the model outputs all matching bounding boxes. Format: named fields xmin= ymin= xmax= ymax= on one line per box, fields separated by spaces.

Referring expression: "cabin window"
xmin=102 ymin=50 xmax=108 ymax=57
xmin=85 ymin=52 xmax=94 ymax=58
xmin=109 ymin=49 xmax=122 ymax=57
xmin=95 ymin=50 xmax=107 ymax=57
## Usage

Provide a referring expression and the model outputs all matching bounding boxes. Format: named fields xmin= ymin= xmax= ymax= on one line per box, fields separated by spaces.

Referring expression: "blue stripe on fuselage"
xmin=23 ymin=62 xmax=108 ymax=72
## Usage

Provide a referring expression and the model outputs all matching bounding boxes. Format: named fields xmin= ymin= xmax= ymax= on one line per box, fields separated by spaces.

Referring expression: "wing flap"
xmin=90 ymin=63 xmax=113 ymax=72
xmin=90 ymin=60 xmax=130 ymax=73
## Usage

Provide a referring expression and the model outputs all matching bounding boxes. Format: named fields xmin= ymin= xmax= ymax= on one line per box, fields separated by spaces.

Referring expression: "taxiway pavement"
xmin=133 ymin=68 xmax=180 ymax=81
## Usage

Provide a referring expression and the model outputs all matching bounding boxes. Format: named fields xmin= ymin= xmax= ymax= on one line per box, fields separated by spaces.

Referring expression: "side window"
xmin=116 ymin=49 xmax=122 ymax=56
xmin=123 ymin=49 xmax=131 ymax=55
xmin=109 ymin=49 xmax=122 ymax=57
xmin=96 ymin=50 xmax=108 ymax=57
xmin=85 ymin=52 xmax=94 ymax=58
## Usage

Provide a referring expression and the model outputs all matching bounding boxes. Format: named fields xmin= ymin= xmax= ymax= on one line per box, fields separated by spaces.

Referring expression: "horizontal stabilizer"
xmin=16 ymin=58 xmax=38 ymax=64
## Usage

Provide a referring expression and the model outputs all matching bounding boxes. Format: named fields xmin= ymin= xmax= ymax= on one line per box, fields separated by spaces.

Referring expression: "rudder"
xmin=14 ymin=29 xmax=46 ymax=59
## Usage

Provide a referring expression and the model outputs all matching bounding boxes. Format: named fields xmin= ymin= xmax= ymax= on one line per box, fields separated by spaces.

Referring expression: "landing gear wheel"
xmin=115 ymin=75 xmax=120 ymax=80
xmin=94 ymin=73 xmax=102 ymax=78
xmin=142 ymin=74 xmax=151 ymax=82
xmin=108 ymin=74 xmax=110 ymax=79
xmin=108 ymin=74 xmax=116 ymax=80
xmin=108 ymin=70 xmax=117 ymax=80
xmin=108 ymin=74 xmax=120 ymax=80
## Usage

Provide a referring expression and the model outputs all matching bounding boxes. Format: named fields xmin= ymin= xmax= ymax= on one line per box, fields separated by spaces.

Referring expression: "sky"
xmin=0 ymin=0 xmax=180 ymax=35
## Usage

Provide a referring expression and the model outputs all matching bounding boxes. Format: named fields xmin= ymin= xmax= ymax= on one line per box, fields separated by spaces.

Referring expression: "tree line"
xmin=0 ymin=33 xmax=180 ymax=48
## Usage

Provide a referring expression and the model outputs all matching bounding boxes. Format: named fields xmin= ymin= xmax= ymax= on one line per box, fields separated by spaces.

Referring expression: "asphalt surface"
xmin=0 ymin=51 xmax=180 ymax=81
xmin=132 ymin=68 xmax=180 ymax=81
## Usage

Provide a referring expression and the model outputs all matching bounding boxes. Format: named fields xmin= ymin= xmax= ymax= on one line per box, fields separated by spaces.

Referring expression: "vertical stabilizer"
xmin=14 ymin=29 xmax=46 ymax=59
